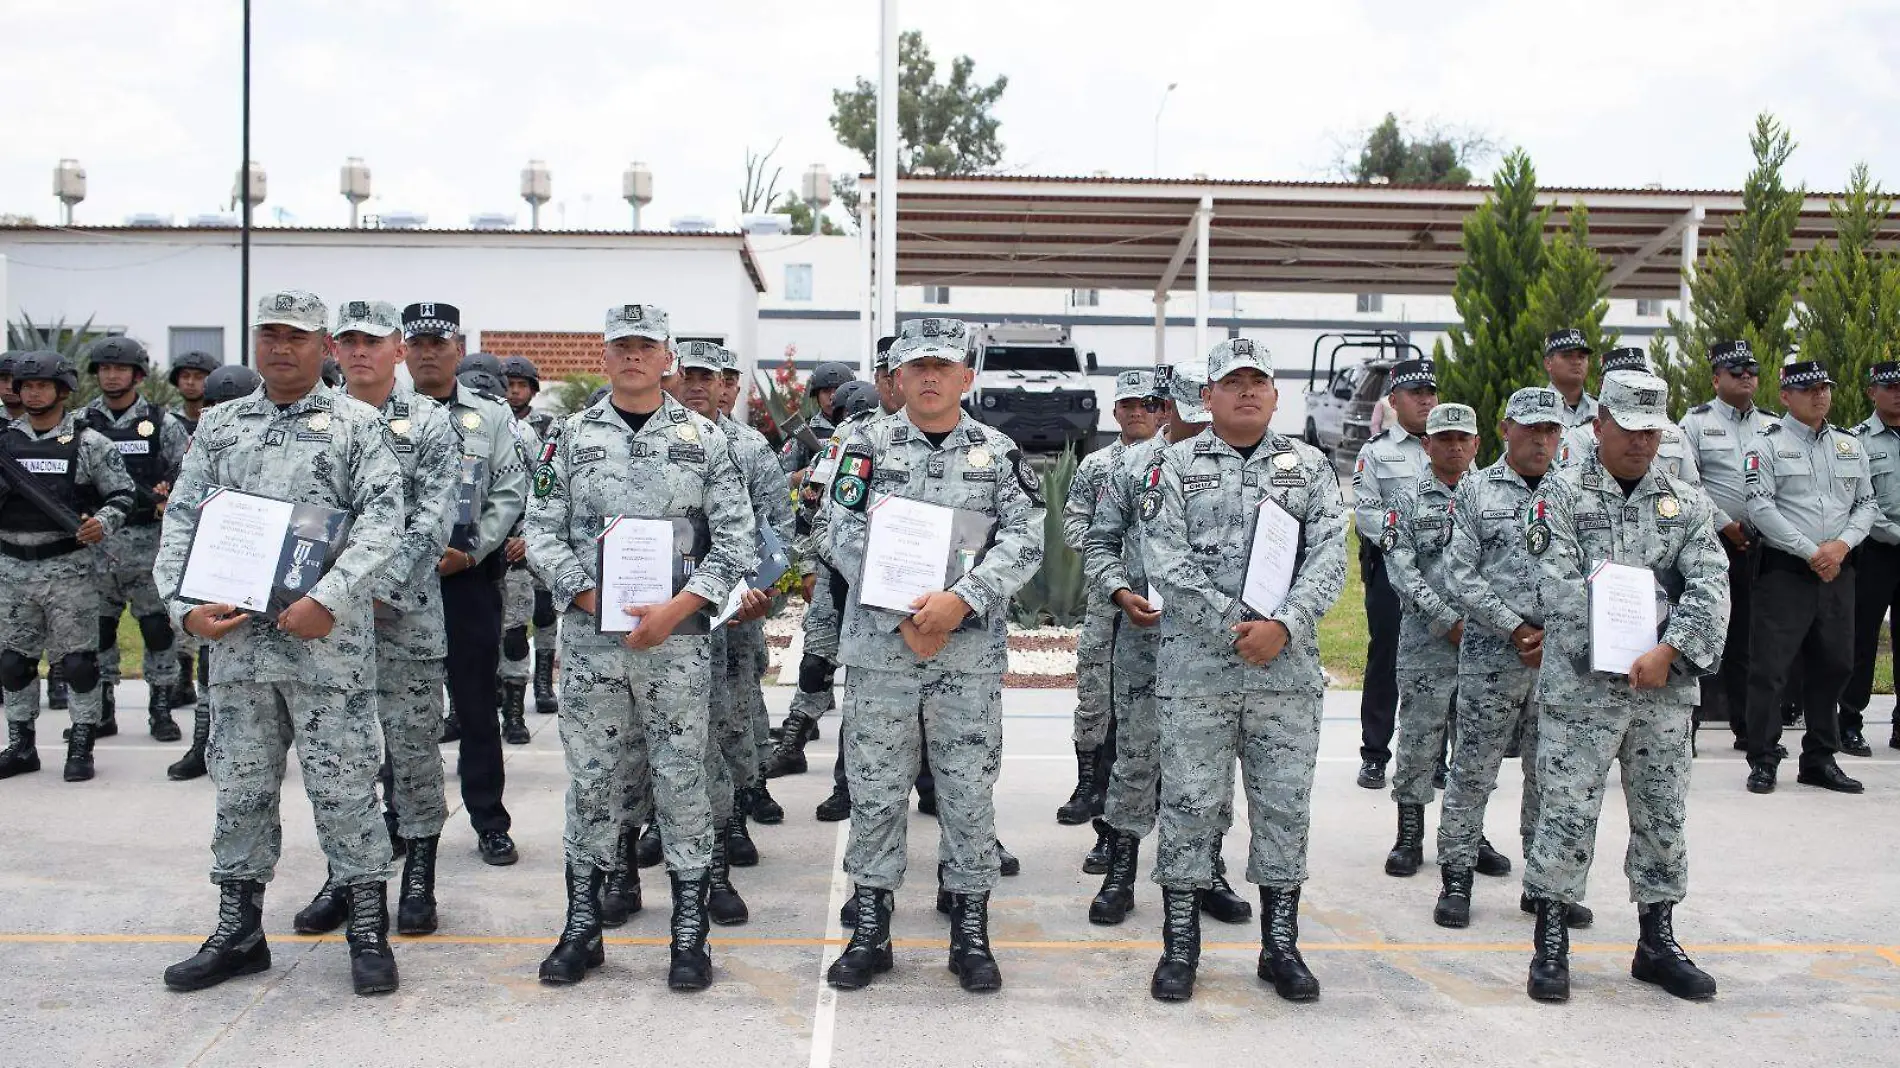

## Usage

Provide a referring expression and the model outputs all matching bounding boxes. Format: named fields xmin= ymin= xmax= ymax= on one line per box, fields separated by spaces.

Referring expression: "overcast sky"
xmin=5 ymin=0 xmax=1897 ymax=230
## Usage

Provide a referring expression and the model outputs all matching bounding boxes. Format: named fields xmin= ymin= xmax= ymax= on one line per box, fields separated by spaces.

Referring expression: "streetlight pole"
xmin=239 ymin=0 xmax=252 ymax=365
xmin=875 ymin=0 xmax=898 ymax=343
xmin=1152 ymin=82 xmax=1177 ymax=178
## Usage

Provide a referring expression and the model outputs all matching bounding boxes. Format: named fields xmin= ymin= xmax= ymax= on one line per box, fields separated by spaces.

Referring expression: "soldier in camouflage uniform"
xmin=821 ymin=318 xmax=1044 ymax=995
xmin=1143 ymin=339 xmax=1347 ymax=1004
xmin=501 ymin=355 xmax=563 ymax=716
xmin=1434 ymin=388 xmax=1583 ymax=930
xmin=526 ymin=303 xmax=756 ymax=992
xmin=1057 ymin=370 xmax=1158 ymax=834
xmin=1375 ymin=402 xmax=1480 ymax=882
xmin=82 ymin=337 xmax=191 ymax=742
xmin=0 ymin=352 xmax=136 ymax=783
xmin=287 ymin=301 xmax=460 ymax=941
xmin=1520 ymin=370 xmax=1729 ymax=1004
xmin=164 ymin=349 xmax=222 ymax=713
xmin=778 ymin=361 xmax=855 ymax=479
xmin=1558 ymin=348 xmax=1702 ymax=486
xmin=155 ymin=290 xmax=406 ymax=997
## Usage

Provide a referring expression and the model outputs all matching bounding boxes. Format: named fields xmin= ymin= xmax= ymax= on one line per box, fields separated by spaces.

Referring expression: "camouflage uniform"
xmin=83 ymin=395 xmax=190 ymax=690
xmin=1378 ymin=471 xmax=1465 ymax=806
xmin=1560 ymin=421 xmax=1702 ymax=485
xmin=1522 ymin=441 xmax=1729 ymax=905
xmin=1 ymin=411 xmax=135 ymax=728
xmin=367 ymin=386 xmax=460 ymax=838
xmin=524 ymin=390 xmax=756 ymax=876
xmin=1065 ymin=441 xmax=1130 ymax=751
xmin=153 ymin=377 xmax=406 ymax=887
xmin=821 ymin=408 xmax=1044 ymax=894
xmin=499 ymin=417 xmax=544 ymax=686
xmin=1084 ymin=435 xmax=1166 ymax=835
xmin=722 ymin=411 xmax=792 ymax=765
xmin=1144 ymin=425 xmax=1347 ymax=889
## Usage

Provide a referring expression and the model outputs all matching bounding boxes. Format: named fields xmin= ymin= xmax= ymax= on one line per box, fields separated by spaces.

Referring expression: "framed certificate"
xmin=1240 ymin=496 xmax=1302 ymax=619
xmin=1587 ymin=560 xmax=1660 ymax=675
xmin=593 ymin=515 xmax=712 ymax=636
xmin=857 ymin=496 xmax=997 ymax=615
xmin=176 ymin=487 xmax=351 ymax=620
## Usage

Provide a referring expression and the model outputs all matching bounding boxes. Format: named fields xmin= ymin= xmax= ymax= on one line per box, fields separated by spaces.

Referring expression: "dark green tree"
xmin=771 ymin=193 xmax=846 ymax=235
xmin=1795 ymin=163 xmax=1900 ymax=429
xmin=1349 ymin=113 xmax=1493 ymax=185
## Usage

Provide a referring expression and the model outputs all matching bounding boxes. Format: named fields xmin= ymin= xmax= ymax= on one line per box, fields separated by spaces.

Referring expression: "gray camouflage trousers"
xmin=1073 ymin=597 xmax=1114 ymax=749
xmin=1523 ymin=701 xmax=1691 ymax=905
xmin=500 ymin=566 xmax=533 ymax=683
xmin=1 ymin=550 xmax=103 ymax=727
xmin=724 ymin=618 xmax=771 ymax=786
xmin=1438 ymin=650 xmax=1542 ymax=868
xmin=376 ymin=656 xmax=449 ymax=839
xmin=842 ymin=665 xmax=1003 ymax=894
xmin=1103 ymin=631 xmax=1237 ymax=843
xmin=95 ymin=524 xmax=178 ymax=688
xmin=1154 ymin=690 xmax=1322 ymax=889
xmin=206 ymin=682 xmax=390 ymax=886
xmin=1392 ymin=664 xmax=1456 ymax=805
xmin=788 ymin=567 xmax=842 ymax=723
xmin=701 ymin=627 xmax=744 ymax=827
xmin=559 ymin=633 xmax=713 ymax=878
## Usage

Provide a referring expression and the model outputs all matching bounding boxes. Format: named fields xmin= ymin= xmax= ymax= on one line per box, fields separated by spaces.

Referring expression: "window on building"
xmin=1636 ymin=298 xmax=1665 ymax=317
xmin=922 ymin=285 xmax=951 ymax=305
xmin=1356 ymin=293 xmax=1384 ymax=314
xmin=169 ymin=327 xmax=224 ymax=365
xmin=1069 ymin=288 xmax=1100 ymax=307
xmin=784 ymin=263 xmax=813 ymax=302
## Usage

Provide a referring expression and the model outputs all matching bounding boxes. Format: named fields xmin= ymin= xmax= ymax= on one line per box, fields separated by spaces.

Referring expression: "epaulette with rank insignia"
xmin=1762 ymin=423 xmax=1782 ymax=435
xmin=1689 ymin=402 xmax=1711 ymax=415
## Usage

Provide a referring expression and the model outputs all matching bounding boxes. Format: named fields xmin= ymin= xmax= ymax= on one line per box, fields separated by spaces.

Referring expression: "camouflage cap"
xmin=1166 ymin=363 xmax=1213 ymax=424
xmin=896 ymin=317 xmax=970 ymax=348
xmin=334 ymin=299 xmax=401 ymax=338
xmin=890 ymin=334 xmax=967 ymax=367
xmin=1599 ymin=369 xmax=1672 ymax=431
xmin=1425 ymin=403 xmax=1478 ymax=436
xmin=605 ymin=303 xmax=669 ymax=343
xmin=1503 ymin=386 xmax=1566 ymax=426
xmin=1206 ymin=337 xmax=1273 ymax=382
xmin=1600 ymin=346 xmax=1650 ymax=374
xmin=255 ymin=289 xmax=328 ymax=332
xmin=675 ymin=339 xmax=727 ymax=373
xmin=715 ymin=346 xmax=740 ymax=374
xmin=1113 ymin=369 xmax=1155 ymax=401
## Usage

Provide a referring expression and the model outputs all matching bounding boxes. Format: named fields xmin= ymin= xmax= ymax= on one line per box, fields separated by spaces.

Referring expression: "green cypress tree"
xmin=1522 ymin=204 xmax=1619 ymax=396
xmin=1794 ymin=163 xmax=1900 ymax=429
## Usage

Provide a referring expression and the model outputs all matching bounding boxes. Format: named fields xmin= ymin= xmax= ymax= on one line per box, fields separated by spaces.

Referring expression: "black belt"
xmin=0 ymin=537 xmax=84 ymax=561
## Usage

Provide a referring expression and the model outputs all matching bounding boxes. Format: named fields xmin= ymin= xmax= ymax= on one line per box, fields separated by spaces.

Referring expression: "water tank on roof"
xmin=54 ymin=159 xmax=86 ymax=223
xmin=379 ymin=211 xmax=429 ymax=229
xmin=188 ymin=213 xmax=236 ymax=227
xmin=741 ymin=214 xmax=793 ymax=235
xmin=469 ymin=212 xmax=517 ymax=230
xmin=670 ymin=215 xmax=717 ymax=232
xmin=124 ymin=213 xmax=175 ymax=227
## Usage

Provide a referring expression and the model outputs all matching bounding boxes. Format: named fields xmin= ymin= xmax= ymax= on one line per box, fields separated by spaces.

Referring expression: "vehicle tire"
xmin=1304 ymin=418 xmax=1319 ymax=447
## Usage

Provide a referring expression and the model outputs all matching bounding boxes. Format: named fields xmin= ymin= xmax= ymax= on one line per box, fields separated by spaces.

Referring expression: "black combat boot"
xmin=147 ymin=683 xmax=180 ymax=742
xmin=169 ymin=652 xmax=197 ymax=708
xmin=1055 ymin=747 xmax=1098 ymax=825
xmin=747 ymin=779 xmax=785 ymax=824
xmin=293 ymin=869 xmax=349 ymax=934
xmin=167 ymin=707 xmax=209 ymax=780
xmin=1384 ymin=802 xmax=1425 ymax=876
xmin=764 ymin=711 xmax=813 ymax=777
xmin=1433 ymin=865 xmax=1473 ymax=928
xmin=1257 ymin=887 xmax=1319 ymax=1001
xmin=1526 ymin=896 xmax=1571 ymax=1001
xmin=164 ymin=879 xmax=270 ymax=991
xmin=439 ymin=707 xmax=461 ymax=744
xmin=725 ymin=812 xmax=759 ymax=867
xmin=1082 ymin=824 xmax=1112 ymax=875
xmin=935 ymin=863 xmax=953 ymax=916
xmin=98 ymin=684 xmax=118 ymax=738
xmin=345 ymin=882 xmax=399 ymax=995
xmin=1520 ymin=892 xmax=1594 ymax=928
xmin=997 ymin=840 xmax=1020 ymax=877
xmin=947 ymin=891 xmax=1002 ymax=992
xmin=815 ymin=784 xmax=852 ymax=821
xmin=667 ymin=871 xmax=714 ymax=992
xmin=1088 ymin=821 xmax=1139 ymax=925
xmin=539 ymin=863 xmax=606 ymax=983
xmin=636 ymin=822 xmax=663 ymax=867
xmin=1631 ymin=901 xmax=1717 ymax=1000
xmin=384 ymin=809 xmax=405 ymax=859
xmin=1203 ymin=848 xmax=1253 ymax=924
xmin=600 ymin=828 xmax=642 ymax=927
xmin=1150 ymin=887 xmax=1201 ymax=1001
xmin=63 ymin=722 xmax=97 ymax=782
xmin=0 ymin=722 xmax=40 ymax=778
xmin=1475 ymin=836 xmax=1513 ymax=877
xmin=46 ymin=661 xmax=67 ymax=711
xmin=826 ymin=885 xmax=894 ymax=989
xmin=396 ymin=836 xmax=439 ymax=936
xmin=500 ymin=682 xmax=529 ymax=745
xmin=707 ymin=840 xmax=749 ymax=926
xmin=532 ymin=650 xmax=557 ymax=714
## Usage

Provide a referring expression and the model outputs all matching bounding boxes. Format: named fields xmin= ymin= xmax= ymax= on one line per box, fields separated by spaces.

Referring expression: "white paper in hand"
xmin=178 ymin=489 xmax=296 ymax=612
xmin=597 ymin=517 xmax=674 ymax=634
xmin=1241 ymin=497 xmax=1301 ymax=618
xmin=860 ymin=496 xmax=956 ymax=613
xmin=1588 ymin=560 xmax=1659 ymax=675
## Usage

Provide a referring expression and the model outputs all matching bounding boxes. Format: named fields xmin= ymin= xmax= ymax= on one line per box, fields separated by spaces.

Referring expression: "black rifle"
xmin=0 ymin=452 xmax=121 ymax=565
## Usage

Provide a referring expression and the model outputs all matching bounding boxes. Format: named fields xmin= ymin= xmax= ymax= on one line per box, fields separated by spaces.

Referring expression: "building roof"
xmin=861 ymin=173 xmax=1879 ymax=299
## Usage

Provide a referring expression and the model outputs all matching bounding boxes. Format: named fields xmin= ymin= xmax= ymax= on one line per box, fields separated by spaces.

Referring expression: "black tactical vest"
xmin=85 ymin=402 xmax=163 ymax=520
xmin=0 ymin=427 xmax=91 ymax=533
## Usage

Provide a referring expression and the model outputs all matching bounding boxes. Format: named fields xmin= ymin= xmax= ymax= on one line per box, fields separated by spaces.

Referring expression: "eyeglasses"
xmin=1723 ymin=364 xmax=1760 ymax=377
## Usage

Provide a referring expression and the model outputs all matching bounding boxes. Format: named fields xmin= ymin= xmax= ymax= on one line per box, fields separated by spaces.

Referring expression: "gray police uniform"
xmin=1065 ymin=441 xmax=1131 ymax=754
xmin=1842 ymin=410 xmax=1900 ymax=736
xmin=1379 ymin=472 xmax=1464 ymax=806
xmin=1556 ymin=389 xmax=1598 ymax=428
xmin=1679 ymin=395 xmax=1773 ymax=732
xmin=822 ymin=410 xmax=1044 ymax=894
xmin=84 ymin=395 xmax=190 ymax=692
xmin=1351 ymin=425 xmax=1426 ymax=767
xmin=525 ymin=391 xmax=756 ymax=877
xmin=501 ymin=417 xmax=545 ymax=686
xmin=153 ymin=380 xmax=406 ymax=888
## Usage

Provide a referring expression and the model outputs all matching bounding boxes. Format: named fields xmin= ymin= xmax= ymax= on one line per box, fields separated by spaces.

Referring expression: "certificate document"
xmin=178 ymin=489 xmax=296 ymax=612
xmin=860 ymin=496 xmax=958 ymax=613
xmin=596 ymin=517 xmax=675 ymax=634
xmin=1588 ymin=560 xmax=1659 ymax=675
xmin=1241 ymin=497 xmax=1301 ymax=618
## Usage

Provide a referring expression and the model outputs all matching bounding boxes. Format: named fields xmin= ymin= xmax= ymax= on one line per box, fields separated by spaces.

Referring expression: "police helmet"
xmin=88 ymin=336 xmax=151 ymax=375
xmin=808 ymin=361 xmax=856 ymax=395
xmin=203 ymin=364 xmax=263 ymax=405
xmin=459 ymin=368 xmax=505 ymax=396
xmin=586 ymin=384 xmax=611 ymax=407
xmin=501 ymin=355 xmax=541 ymax=390
xmin=830 ymin=379 xmax=880 ymax=423
xmin=168 ymin=349 xmax=221 ymax=385
xmin=0 ymin=350 xmax=21 ymax=378
xmin=12 ymin=351 xmax=80 ymax=392
xmin=458 ymin=352 xmax=505 ymax=379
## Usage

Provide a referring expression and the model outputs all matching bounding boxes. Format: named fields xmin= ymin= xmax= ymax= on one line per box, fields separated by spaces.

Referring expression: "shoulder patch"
xmin=1763 ymin=423 xmax=1782 ymax=435
xmin=1008 ymin=448 xmax=1043 ymax=506
xmin=1690 ymin=402 xmax=1711 ymax=415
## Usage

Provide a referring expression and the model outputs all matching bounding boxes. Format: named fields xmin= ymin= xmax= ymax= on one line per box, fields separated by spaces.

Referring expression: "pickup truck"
xmin=1302 ymin=332 xmax=1420 ymax=465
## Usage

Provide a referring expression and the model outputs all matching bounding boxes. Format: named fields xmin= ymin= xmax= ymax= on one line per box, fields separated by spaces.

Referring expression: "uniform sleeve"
xmin=1441 ymin=479 xmax=1525 ymax=636
xmin=1679 ymin=418 xmax=1733 ymax=529
xmin=1673 ymin=434 xmax=1702 ymax=486
xmin=1350 ymin=451 xmax=1383 ymax=537
xmin=1528 ymin=481 xmax=1589 ymax=666
xmin=684 ymin=424 xmax=759 ymax=607
xmin=524 ymin=421 xmax=590 ymax=610
xmin=379 ymin=408 xmax=460 ymax=599
xmin=1742 ymin=435 xmax=1819 ymax=559
xmin=1660 ymin=490 xmax=1731 ymax=674
xmin=1063 ymin=451 xmax=1107 ymax=552
xmin=472 ymin=406 xmax=528 ymax=562
xmin=948 ymin=446 xmax=1046 ymax=617
xmin=749 ymin=435 xmax=795 ymax=547
xmin=1270 ymin=455 xmax=1349 ymax=646
xmin=1084 ymin=452 xmax=1139 ymax=602
xmin=154 ymin=423 xmax=215 ymax=630
xmin=78 ymin=431 xmax=135 ymax=535
xmin=1841 ymin=449 xmax=1877 ymax=550
xmin=1383 ymin=487 xmax=1461 ymax=637
xmin=305 ymin=422 xmax=405 ymax=618
xmin=1142 ymin=452 xmax=1242 ymax=646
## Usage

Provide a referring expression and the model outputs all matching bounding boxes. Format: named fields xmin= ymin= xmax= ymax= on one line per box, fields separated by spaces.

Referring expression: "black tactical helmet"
xmin=320 ymin=356 xmax=344 ymax=387
xmin=203 ymin=364 xmax=263 ymax=405
xmin=88 ymin=336 xmax=151 ymax=375
xmin=168 ymin=349 xmax=221 ymax=385
xmin=458 ymin=351 xmax=505 ymax=379
xmin=830 ymin=379 xmax=880 ymax=422
xmin=12 ymin=351 xmax=80 ymax=392
xmin=808 ymin=361 xmax=856 ymax=394
xmin=0 ymin=350 xmax=21 ymax=378
xmin=586 ymin=384 xmax=610 ymax=407
xmin=501 ymin=355 xmax=541 ymax=389
xmin=458 ymin=368 xmax=505 ymax=396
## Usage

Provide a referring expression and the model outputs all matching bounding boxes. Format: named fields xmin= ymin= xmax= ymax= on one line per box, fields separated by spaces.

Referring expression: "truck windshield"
xmin=982 ymin=346 xmax=1080 ymax=374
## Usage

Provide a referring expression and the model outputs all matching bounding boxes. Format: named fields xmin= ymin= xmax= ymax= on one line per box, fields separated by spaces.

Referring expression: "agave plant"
xmin=7 ymin=313 xmax=183 ymax=409
xmin=1008 ymin=446 xmax=1087 ymax=627
xmin=549 ymin=373 xmax=606 ymax=416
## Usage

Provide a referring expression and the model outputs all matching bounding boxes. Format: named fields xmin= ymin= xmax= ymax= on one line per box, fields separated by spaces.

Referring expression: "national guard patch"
xmin=1656 ymin=495 xmax=1681 ymax=519
xmin=1138 ymin=488 xmax=1162 ymax=521
xmin=1272 ymin=451 xmax=1299 ymax=471
xmin=532 ymin=465 xmax=556 ymax=498
xmin=1525 ymin=499 xmax=1551 ymax=556
xmin=833 ymin=474 xmax=868 ymax=511
xmin=1008 ymin=449 xmax=1043 ymax=506
xmin=1379 ymin=509 xmax=1399 ymax=551
xmin=1744 ymin=453 xmax=1762 ymax=482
